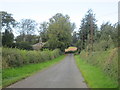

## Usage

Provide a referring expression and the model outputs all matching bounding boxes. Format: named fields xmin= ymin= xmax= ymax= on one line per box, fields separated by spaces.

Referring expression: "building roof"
xmin=32 ymin=42 xmax=45 ymax=50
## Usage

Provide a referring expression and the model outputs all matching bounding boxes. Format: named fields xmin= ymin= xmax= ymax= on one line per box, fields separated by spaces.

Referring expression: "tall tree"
xmin=78 ymin=9 xmax=97 ymax=50
xmin=1 ymin=11 xmax=16 ymax=32
xmin=2 ymin=29 xmax=14 ymax=46
xmin=72 ymin=31 xmax=78 ymax=46
xmin=17 ymin=19 xmax=37 ymax=42
xmin=100 ymin=22 xmax=113 ymax=40
xmin=99 ymin=22 xmax=117 ymax=49
xmin=1 ymin=11 xmax=16 ymax=47
xmin=47 ymin=13 xmax=75 ymax=51
xmin=38 ymin=22 xmax=48 ymax=42
xmin=16 ymin=34 xmax=38 ymax=44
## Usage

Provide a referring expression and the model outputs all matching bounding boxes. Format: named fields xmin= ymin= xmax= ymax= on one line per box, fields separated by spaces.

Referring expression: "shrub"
xmin=20 ymin=50 xmax=29 ymax=64
xmin=2 ymin=48 xmax=61 ymax=68
xmin=80 ymin=48 xmax=118 ymax=80
xmin=12 ymin=42 xmax=33 ymax=50
xmin=41 ymin=50 xmax=52 ymax=61
xmin=2 ymin=48 xmax=23 ymax=67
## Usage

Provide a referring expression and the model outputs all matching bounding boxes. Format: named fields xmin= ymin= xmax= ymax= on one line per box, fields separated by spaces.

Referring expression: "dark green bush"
xmin=12 ymin=42 xmax=33 ymax=50
xmin=2 ymin=48 xmax=61 ymax=68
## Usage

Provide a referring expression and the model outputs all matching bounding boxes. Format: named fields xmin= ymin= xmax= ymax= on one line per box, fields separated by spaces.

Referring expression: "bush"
xmin=2 ymin=48 xmax=23 ymax=67
xmin=41 ymin=50 xmax=52 ymax=61
xmin=12 ymin=42 xmax=33 ymax=50
xmin=2 ymin=48 xmax=61 ymax=68
xmin=52 ymin=49 xmax=61 ymax=58
xmin=80 ymin=48 xmax=118 ymax=80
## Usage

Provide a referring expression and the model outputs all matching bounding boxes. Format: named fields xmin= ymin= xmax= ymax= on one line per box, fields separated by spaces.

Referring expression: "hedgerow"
xmin=2 ymin=48 xmax=61 ymax=68
xmin=79 ymin=48 xmax=118 ymax=80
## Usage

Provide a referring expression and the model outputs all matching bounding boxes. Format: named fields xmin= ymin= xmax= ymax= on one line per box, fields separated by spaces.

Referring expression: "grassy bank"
xmin=2 ymin=55 xmax=65 ymax=88
xmin=75 ymin=55 xmax=118 ymax=88
xmin=80 ymin=48 xmax=118 ymax=80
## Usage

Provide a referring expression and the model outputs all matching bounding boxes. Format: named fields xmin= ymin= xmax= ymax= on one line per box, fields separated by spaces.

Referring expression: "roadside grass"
xmin=2 ymin=55 xmax=65 ymax=88
xmin=75 ymin=55 xmax=118 ymax=88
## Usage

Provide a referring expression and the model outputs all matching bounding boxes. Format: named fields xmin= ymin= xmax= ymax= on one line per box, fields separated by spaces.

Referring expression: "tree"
xmin=78 ymin=9 xmax=97 ymax=51
xmin=47 ymin=13 xmax=75 ymax=51
xmin=72 ymin=31 xmax=78 ymax=46
xmin=100 ymin=22 xmax=113 ymax=41
xmin=38 ymin=22 xmax=48 ymax=42
xmin=17 ymin=19 xmax=37 ymax=42
xmin=112 ymin=23 xmax=118 ymax=47
xmin=1 ymin=11 xmax=16 ymax=47
xmin=16 ymin=35 xmax=38 ymax=44
xmin=2 ymin=29 xmax=14 ymax=47
xmin=99 ymin=22 xmax=117 ymax=49
xmin=1 ymin=11 xmax=16 ymax=32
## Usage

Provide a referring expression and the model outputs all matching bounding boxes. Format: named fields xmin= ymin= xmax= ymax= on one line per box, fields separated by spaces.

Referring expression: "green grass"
xmin=80 ymin=48 xmax=118 ymax=80
xmin=75 ymin=55 xmax=118 ymax=88
xmin=2 ymin=55 xmax=65 ymax=88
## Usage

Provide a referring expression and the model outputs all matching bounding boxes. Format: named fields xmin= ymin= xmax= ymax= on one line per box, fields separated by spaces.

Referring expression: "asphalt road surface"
xmin=8 ymin=54 xmax=87 ymax=88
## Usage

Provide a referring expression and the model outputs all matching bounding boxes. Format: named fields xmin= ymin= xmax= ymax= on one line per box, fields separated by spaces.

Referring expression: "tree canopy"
xmin=47 ymin=13 xmax=75 ymax=51
xmin=1 ymin=11 xmax=118 ymax=51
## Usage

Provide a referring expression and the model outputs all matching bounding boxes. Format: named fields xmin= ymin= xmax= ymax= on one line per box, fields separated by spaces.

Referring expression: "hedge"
xmin=2 ymin=48 xmax=61 ymax=68
xmin=79 ymin=48 xmax=118 ymax=80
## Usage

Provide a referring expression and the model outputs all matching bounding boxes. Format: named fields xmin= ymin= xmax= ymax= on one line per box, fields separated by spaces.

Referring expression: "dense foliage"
xmin=1 ymin=12 xmax=75 ymax=51
xmin=80 ymin=48 xmax=118 ymax=81
xmin=74 ymin=9 xmax=118 ymax=86
xmin=2 ymin=29 xmax=14 ymax=47
xmin=11 ymin=42 xmax=33 ymax=50
xmin=46 ymin=13 xmax=75 ymax=51
xmin=72 ymin=9 xmax=118 ymax=54
xmin=75 ymin=55 xmax=118 ymax=88
xmin=2 ymin=48 xmax=61 ymax=68
xmin=1 ymin=11 xmax=16 ymax=47
xmin=16 ymin=19 xmax=37 ymax=42
xmin=78 ymin=9 xmax=97 ymax=50
xmin=1 ymin=8 xmax=119 ymax=89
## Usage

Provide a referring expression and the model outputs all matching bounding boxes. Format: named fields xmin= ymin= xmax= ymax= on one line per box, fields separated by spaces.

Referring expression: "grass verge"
xmin=75 ymin=55 xmax=118 ymax=88
xmin=2 ymin=55 xmax=65 ymax=88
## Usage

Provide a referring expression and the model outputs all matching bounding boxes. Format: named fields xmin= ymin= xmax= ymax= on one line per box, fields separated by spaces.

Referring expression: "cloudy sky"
xmin=0 ymin=0 xmax=119 ymax=35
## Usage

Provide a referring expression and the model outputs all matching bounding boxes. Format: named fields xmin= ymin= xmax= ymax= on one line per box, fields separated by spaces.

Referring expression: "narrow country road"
xmin=8 ymin=54 xmax=87 ymax=88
